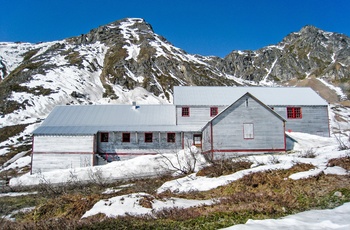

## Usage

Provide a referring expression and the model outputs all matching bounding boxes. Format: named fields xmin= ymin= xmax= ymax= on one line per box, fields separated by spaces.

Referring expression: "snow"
xmin=0 ymin=38 xmax=175 ymax=159
xmin=123 ymin=43 xmax=140 ymax=61
xmin=149 ymin=34 xmax=210 ymax=66
xmin=110 ymin=86 xmax=170 ymax=104
xmin=225 ymin=73 xmax=257 ymax=86
xmin=261 ymin=58 xmax=278 ymax=85
xmin=318 ymin=78 xmax=347 ymax=100
xmin=0 ymin=42 xmax=53 ymax=72
xmin=2 ymin=130 xmax=350 ymax=228
xmin=125 ymin=66 xmax=144 ymax=82
xmin=157 ymin=163 xmax=294 ymax=194
xmin=2 ymin=206 xmax=36 ymax=222
xmin=82 ymin=192 xmax=214 ymax=219
xmin=9 ymin=147 xmax=208 ymax=186
xmin=266 ymin=44 xmax=285 ymax=51
xmin=0 ymin=155 xmax=31 ymax=172
xmin=0 ymin=192 xmax=37 ymax=198
xmin=156 ymin=132 xmax=348 ymax=194
xmin=1 ymin=20 xmax=350 ymax=229
xmin=0 ymin=40 xmax=108 ymax=129
xmin=119 ymin=18 xmax=141 ymax=41
xmin=222 ymin=203 xmax=350 ymax=230
xmin=119 ymin=18 xmax=142 ymax=62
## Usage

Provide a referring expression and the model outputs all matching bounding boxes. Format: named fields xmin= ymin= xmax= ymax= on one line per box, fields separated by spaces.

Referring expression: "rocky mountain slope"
xmin=0 ymin=18 xmax=349 ymax=174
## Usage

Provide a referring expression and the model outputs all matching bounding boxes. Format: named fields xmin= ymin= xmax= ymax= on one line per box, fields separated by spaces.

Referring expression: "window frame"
xmin=100 ymin=132 xmax=109 ymax=142
xmin=287 ymin=107 xmax=302 ymax=119
xmin=210 ymin=107 xmax=218 ymax=117
xmin=181 ymin=107 xmax=190 ymax=117
xmin=122 ymin=133 xmax=130 ymax=142
xmin=243 ymin=123 xmax=254 ymax=139
xmin=167 ymin=133 xmax=176 ymax=143
xmin=144 ymin=132 xmax=153 ymax=143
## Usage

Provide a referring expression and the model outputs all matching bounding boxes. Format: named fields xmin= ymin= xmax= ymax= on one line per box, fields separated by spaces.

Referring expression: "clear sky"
xmin=1 ymin=0 xmax=349 ymax=57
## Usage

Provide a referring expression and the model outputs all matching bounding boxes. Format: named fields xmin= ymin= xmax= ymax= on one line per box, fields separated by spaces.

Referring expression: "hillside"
xmin=0 ymin=17 xmax=350 ymax=176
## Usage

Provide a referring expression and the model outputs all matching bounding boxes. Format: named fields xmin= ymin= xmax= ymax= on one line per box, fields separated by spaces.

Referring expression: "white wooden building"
xmin=201 ymin=93 xmax=286 ymax=159
xmin=31 ymin=86 xmax=329 ymax=173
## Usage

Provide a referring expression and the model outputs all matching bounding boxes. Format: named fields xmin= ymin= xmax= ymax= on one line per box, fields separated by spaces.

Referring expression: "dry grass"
xmin=25 ymin=193 xmax=101 ymax=222
xmin=3 ymin=162 xmax=350 ymax=229
xmin=328 ymin=156 xmax=350 ymax=170
xmin=196 ymin=159 xmax=252 ymax=177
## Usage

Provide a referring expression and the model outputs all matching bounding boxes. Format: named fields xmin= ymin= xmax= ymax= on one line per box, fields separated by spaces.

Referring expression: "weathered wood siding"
xmin=32 ymin=153 xmax=93 ymax=173
xmin=32 ymin=135 xmax=95 ymax=173
xmin=202 ymin=124 xmax=212 ymax=153
xmin=202 ymin=95 xmax=285 ymax=155
xmin=176 ymin=106 xmax=225 ymax=125
xmin=33 ymin=135 xmax=95 ymax=153
xmin=183 ymin=132 xmax=199 ymax=147
xmin=177 ymin=104 xmax=329 ymax=137
xmin=98 ymin=131 xmax=183 ymax=153
xmin=273 ymin=106 xmax=329 ymax=137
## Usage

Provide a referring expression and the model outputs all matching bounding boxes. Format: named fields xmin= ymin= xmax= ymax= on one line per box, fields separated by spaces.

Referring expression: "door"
xmin=193 ymin=134 xmax=202 ymax=148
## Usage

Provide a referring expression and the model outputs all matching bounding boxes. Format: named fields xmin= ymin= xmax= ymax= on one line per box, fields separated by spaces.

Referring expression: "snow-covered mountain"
xmin=0 ymin=18 xmax=349 ymax=173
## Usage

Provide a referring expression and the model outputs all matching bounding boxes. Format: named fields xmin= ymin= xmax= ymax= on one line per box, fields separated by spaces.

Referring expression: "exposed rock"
xmin=0 ymin=18 xmax=350 ymax=118
xmin=0 ymin=56 xmax=7 ymax=80
xmin=223 ymin=25 xmax=350 ymax=86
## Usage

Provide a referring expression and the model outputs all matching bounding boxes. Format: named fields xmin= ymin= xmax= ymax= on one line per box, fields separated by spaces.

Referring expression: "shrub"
xmin=197 ymin=159 xmax=252 ymax=177
xmin=328 ymin=156 xmax=350 ymax=170
xmin=299 ymin=148 xmax=317 ymax=158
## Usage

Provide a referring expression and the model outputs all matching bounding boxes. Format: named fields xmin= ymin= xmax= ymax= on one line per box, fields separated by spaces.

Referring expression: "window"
xmin=243 ymin=123 xmax=254 ymax=139
xmin=100 ymin=132 xmax=109 ymax=142
xmin=122 ymin=133 xmax=130 ymax=142
xmin=287 ymin=107 xmax=302 ymax=119
xmin=145 ymin=133 xmax=153 ymax=142
xmin=182 ymin=107 xmax=190 ymax=117
xmin=210 ymin=107 xmax=218 ymax=117
xmin=167 ymin=133 xmax=176 ymax=143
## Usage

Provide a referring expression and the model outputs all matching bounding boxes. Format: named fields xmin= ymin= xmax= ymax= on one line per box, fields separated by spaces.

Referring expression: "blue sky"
xmin=1 ymin=0 xmax=349 ymax=57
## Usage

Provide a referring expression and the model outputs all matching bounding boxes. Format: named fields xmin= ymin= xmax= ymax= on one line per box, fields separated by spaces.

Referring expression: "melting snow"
xmin=318 ymin=78 xmax=347 ymax=100
xmin=124 ymin=43 xmax=140 ymax=61
xmin=5 ymin=130 xmax=350 ymax=229
xmin=82 ymin=192 xmax=214 ymax=218
xmin=261 ymin=58 xmax=278 ymax=86
xmin=0 ymin=192 xmax=37 ymax=198
xmin=9 ymin=147 xmax=208 ymax=186
xmin=222 ymin=202 xmax=350 ymax=230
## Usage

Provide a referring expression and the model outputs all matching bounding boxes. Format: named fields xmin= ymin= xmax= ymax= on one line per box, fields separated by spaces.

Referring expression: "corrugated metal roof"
xmin=173 ymin=86 xmax=328 ymax=106
xmin=41 ymin=104 xmax=175 ymax=126
xmin=34 ymin=104 xmax=194 ymax=135
xmin=33 ymin=125 xmax=202 ymax=135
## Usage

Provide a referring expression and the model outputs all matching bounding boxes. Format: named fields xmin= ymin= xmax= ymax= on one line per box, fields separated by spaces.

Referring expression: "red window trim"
xmin=122 ymin=133 xmax=130 ymax=142
xmin=100 ymin=132 xmax=109 ymax=142
xmin=145 ymin=132 xmax=153 ymax=143
xmin=287 ymin=107 xmax=302 ymax=119
xmin=182 ymin=107 xmax=190 ymax=117
xmin=167 ymin=133 xmax=176 ymax=143
xmin=210 ymin=107 xmax=218 ymax=117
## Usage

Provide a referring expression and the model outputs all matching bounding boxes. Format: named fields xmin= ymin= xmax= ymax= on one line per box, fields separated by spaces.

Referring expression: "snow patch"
xmin=318 ymin=78 xmax=347 ymax=100
xmin=82 ymin=192 xmax=214 ymax=218
xmin=222 ymin=202 xmax=350 ymax=230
